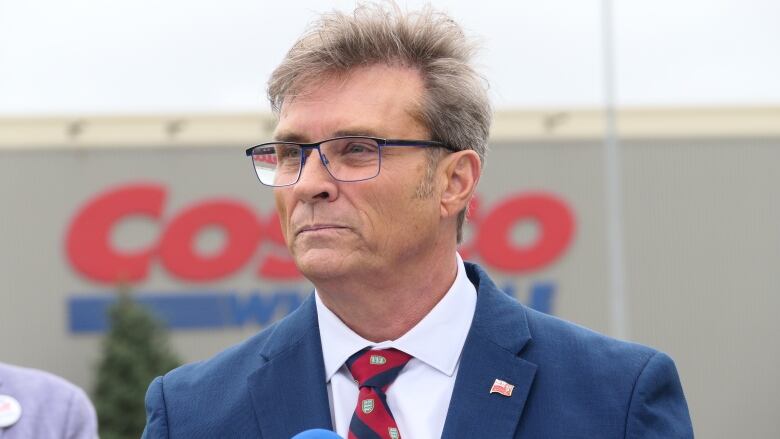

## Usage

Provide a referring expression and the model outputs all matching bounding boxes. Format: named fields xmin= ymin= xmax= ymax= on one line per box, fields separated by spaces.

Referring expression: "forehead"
xmin=274 ymin=64 xmax=428 ymax=141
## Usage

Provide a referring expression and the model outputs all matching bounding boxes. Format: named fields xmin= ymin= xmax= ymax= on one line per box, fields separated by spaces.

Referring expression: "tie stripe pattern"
xmin=346 ymin=348 xmax=412 ymax=439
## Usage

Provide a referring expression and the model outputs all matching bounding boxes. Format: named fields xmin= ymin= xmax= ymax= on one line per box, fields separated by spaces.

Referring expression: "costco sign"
xmin=66 ymin=183 xmax=575 ymax=332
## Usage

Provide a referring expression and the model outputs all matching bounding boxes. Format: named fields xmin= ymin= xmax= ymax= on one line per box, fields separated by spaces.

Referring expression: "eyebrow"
xmin=273 ymin=127 xmax=384 ymax=143
xmin=273 ymin=131 xmax=308 ymax=143
xmin=332 ymin=128 xmax=383 ymax=138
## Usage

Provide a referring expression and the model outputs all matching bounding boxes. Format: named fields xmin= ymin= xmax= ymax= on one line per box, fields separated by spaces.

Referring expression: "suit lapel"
xmin=247 ymin=295 xmax=333 ymax=438
xmin=441 ymin=264 xmax=538 ymax=439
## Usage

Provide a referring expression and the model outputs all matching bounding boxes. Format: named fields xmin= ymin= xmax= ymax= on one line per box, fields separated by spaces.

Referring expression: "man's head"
xmin=266 ymin=3 xmax=490 ymax=284
xmin=268 ymin=2 xmax=491 ymax=243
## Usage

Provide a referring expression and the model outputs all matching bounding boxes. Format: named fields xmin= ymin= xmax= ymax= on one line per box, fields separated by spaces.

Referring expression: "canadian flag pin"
xmin=489 ymin=379 xmax=515 ymax=397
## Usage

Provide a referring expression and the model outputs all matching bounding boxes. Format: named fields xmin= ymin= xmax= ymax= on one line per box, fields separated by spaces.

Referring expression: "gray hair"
xmin=267 ymin=2 xmax=491 ymax=242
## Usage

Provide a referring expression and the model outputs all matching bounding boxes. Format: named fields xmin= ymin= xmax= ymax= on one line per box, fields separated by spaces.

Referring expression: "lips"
xmin=295 ymin=224 xmax=349 ymax=236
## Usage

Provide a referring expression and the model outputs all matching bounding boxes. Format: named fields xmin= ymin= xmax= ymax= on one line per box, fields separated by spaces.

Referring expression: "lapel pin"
xmin=490 ymin=379 xmax=515 ymax=397
xmin=0 ymin=394 xmax=23 ymax=428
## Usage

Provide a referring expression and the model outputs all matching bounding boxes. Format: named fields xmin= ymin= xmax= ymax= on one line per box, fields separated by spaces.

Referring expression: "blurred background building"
xmin=1 ymin=1 xmax=778 ymax=437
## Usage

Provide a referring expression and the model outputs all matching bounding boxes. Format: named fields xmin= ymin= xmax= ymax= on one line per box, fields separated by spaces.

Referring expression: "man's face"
xmin=272 ymin=65 xmax=443 ymax=282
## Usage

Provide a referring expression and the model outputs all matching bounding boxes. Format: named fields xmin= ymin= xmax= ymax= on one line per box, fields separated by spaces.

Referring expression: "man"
xmin=0 ymin=362 xmax=98 ymax=439
xmin=143 ymin=3 xmax=693 ymax=438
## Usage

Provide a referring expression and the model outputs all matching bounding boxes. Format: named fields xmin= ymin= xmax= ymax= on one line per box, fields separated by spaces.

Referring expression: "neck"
xmin=314 ymin=245 xmax=459 ymax=342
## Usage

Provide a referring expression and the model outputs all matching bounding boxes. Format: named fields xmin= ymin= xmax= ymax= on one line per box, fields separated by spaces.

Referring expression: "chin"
xmin=293 ymin=248 xmax=354 ymax=281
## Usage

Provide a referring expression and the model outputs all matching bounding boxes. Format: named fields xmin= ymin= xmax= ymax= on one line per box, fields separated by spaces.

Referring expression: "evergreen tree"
xmin=93 ymin=286 xmax=181 ymax=439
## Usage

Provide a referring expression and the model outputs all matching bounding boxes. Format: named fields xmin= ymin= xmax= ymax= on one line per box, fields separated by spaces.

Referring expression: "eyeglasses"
xmin=245 ymin=136 xmax=456 ymax=187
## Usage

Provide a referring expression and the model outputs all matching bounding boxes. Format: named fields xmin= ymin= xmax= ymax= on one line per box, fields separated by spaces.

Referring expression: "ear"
xmin=439 ymin=150 xmax=481 ymax=219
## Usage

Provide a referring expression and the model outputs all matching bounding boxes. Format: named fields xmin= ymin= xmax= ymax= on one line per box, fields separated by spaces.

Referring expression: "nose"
xmin=292 ymin=148 xmax=339 ymax=202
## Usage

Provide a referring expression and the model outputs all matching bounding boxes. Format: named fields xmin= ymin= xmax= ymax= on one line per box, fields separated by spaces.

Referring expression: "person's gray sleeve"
xmin=64 ymin=386 xmax=99 ymax=439
xmin=625 ymin=351 xmax=694 ymax=438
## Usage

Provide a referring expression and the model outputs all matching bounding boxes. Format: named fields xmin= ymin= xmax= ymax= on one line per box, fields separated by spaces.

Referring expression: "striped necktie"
xmin=346 ymin=348 xmax=412 ymax=439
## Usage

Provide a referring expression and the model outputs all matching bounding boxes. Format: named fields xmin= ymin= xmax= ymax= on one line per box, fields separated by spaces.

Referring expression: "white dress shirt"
xmin=315 ymin=253 xmax=477 ymax=439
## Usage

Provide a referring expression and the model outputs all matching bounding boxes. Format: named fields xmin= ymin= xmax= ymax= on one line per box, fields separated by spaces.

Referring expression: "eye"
xmin=344 ymin=141 xmax=376 ymax=154
xmin=277 ymin=145 xmax=301 ymax=158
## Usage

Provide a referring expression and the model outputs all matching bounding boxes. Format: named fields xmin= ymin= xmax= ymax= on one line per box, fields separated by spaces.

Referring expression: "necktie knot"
xmin=346 ymin=348 xmax=412 ymax=389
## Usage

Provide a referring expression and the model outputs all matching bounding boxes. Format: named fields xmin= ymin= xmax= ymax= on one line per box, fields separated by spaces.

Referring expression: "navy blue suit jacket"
xmin=143 ymin=263 xmax=693 ymax=438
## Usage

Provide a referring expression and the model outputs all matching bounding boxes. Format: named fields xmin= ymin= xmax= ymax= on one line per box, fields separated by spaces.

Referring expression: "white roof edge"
xmin=1 ymin=107 xmax=779 ymax=150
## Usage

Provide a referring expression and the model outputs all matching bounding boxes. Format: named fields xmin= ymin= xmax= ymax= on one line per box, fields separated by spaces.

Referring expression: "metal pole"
xmin=601 ymin=0 xmax=629 ymax=340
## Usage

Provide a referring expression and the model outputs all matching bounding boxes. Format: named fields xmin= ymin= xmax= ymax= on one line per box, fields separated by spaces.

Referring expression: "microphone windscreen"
xmin=291 ymin=429 xmax=343 ymax=439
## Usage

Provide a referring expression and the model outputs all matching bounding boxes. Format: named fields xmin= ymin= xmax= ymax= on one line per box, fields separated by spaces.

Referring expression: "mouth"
xmin=295 ymin=224 xmax=349 ymax=236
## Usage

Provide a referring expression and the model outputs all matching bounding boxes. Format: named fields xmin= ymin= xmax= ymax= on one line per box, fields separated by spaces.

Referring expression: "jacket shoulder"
xmin=0 ymin=362 xmax=98 ymax=439
xmin=143 ymin=295 xmax=319 ymax=438
xmin=518 ymin=308 xmax=692 ymax=437
xmin=153 ymin=292 xmax=317 ymax=399
xmin=0 ymin=362 xmax=91 ymax=403
xmin=161 ymin=313 xmax=286 ymax=391
xmin=523 ymin=306 xmax=658 ymax=370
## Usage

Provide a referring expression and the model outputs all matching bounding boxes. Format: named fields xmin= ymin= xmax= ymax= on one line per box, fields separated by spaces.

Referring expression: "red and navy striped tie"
xmin=346 ymin=348 xmax=412 ymax=439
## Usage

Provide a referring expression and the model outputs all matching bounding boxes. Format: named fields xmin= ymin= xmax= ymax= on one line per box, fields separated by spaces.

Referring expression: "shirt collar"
xmin=316 ymin=253 xmax=477 ymax=381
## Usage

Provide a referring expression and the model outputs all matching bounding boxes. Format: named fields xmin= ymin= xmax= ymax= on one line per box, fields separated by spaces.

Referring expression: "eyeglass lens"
xmin=250 ymin=137 xmax=382 ymax=186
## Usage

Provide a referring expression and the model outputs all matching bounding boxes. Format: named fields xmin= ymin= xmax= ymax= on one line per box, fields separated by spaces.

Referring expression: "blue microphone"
xmin=291 ymin=429 xmax=343 ymax=439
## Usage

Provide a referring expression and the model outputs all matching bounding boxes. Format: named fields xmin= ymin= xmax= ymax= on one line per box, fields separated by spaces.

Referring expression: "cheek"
xmin=273 ymin=192 xmax=291 ymax=239
xmin=345 ymin=161 xmax=435 ymax=240
xmin=366 ymin=184 xmax=433 ymax=235
xmin=340 ymin=187 xmax=395 ymax=246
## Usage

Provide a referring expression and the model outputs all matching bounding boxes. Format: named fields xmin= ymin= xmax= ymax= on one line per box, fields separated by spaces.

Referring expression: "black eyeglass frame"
xmin=245 ymin=136 xmax=457 ymax=187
